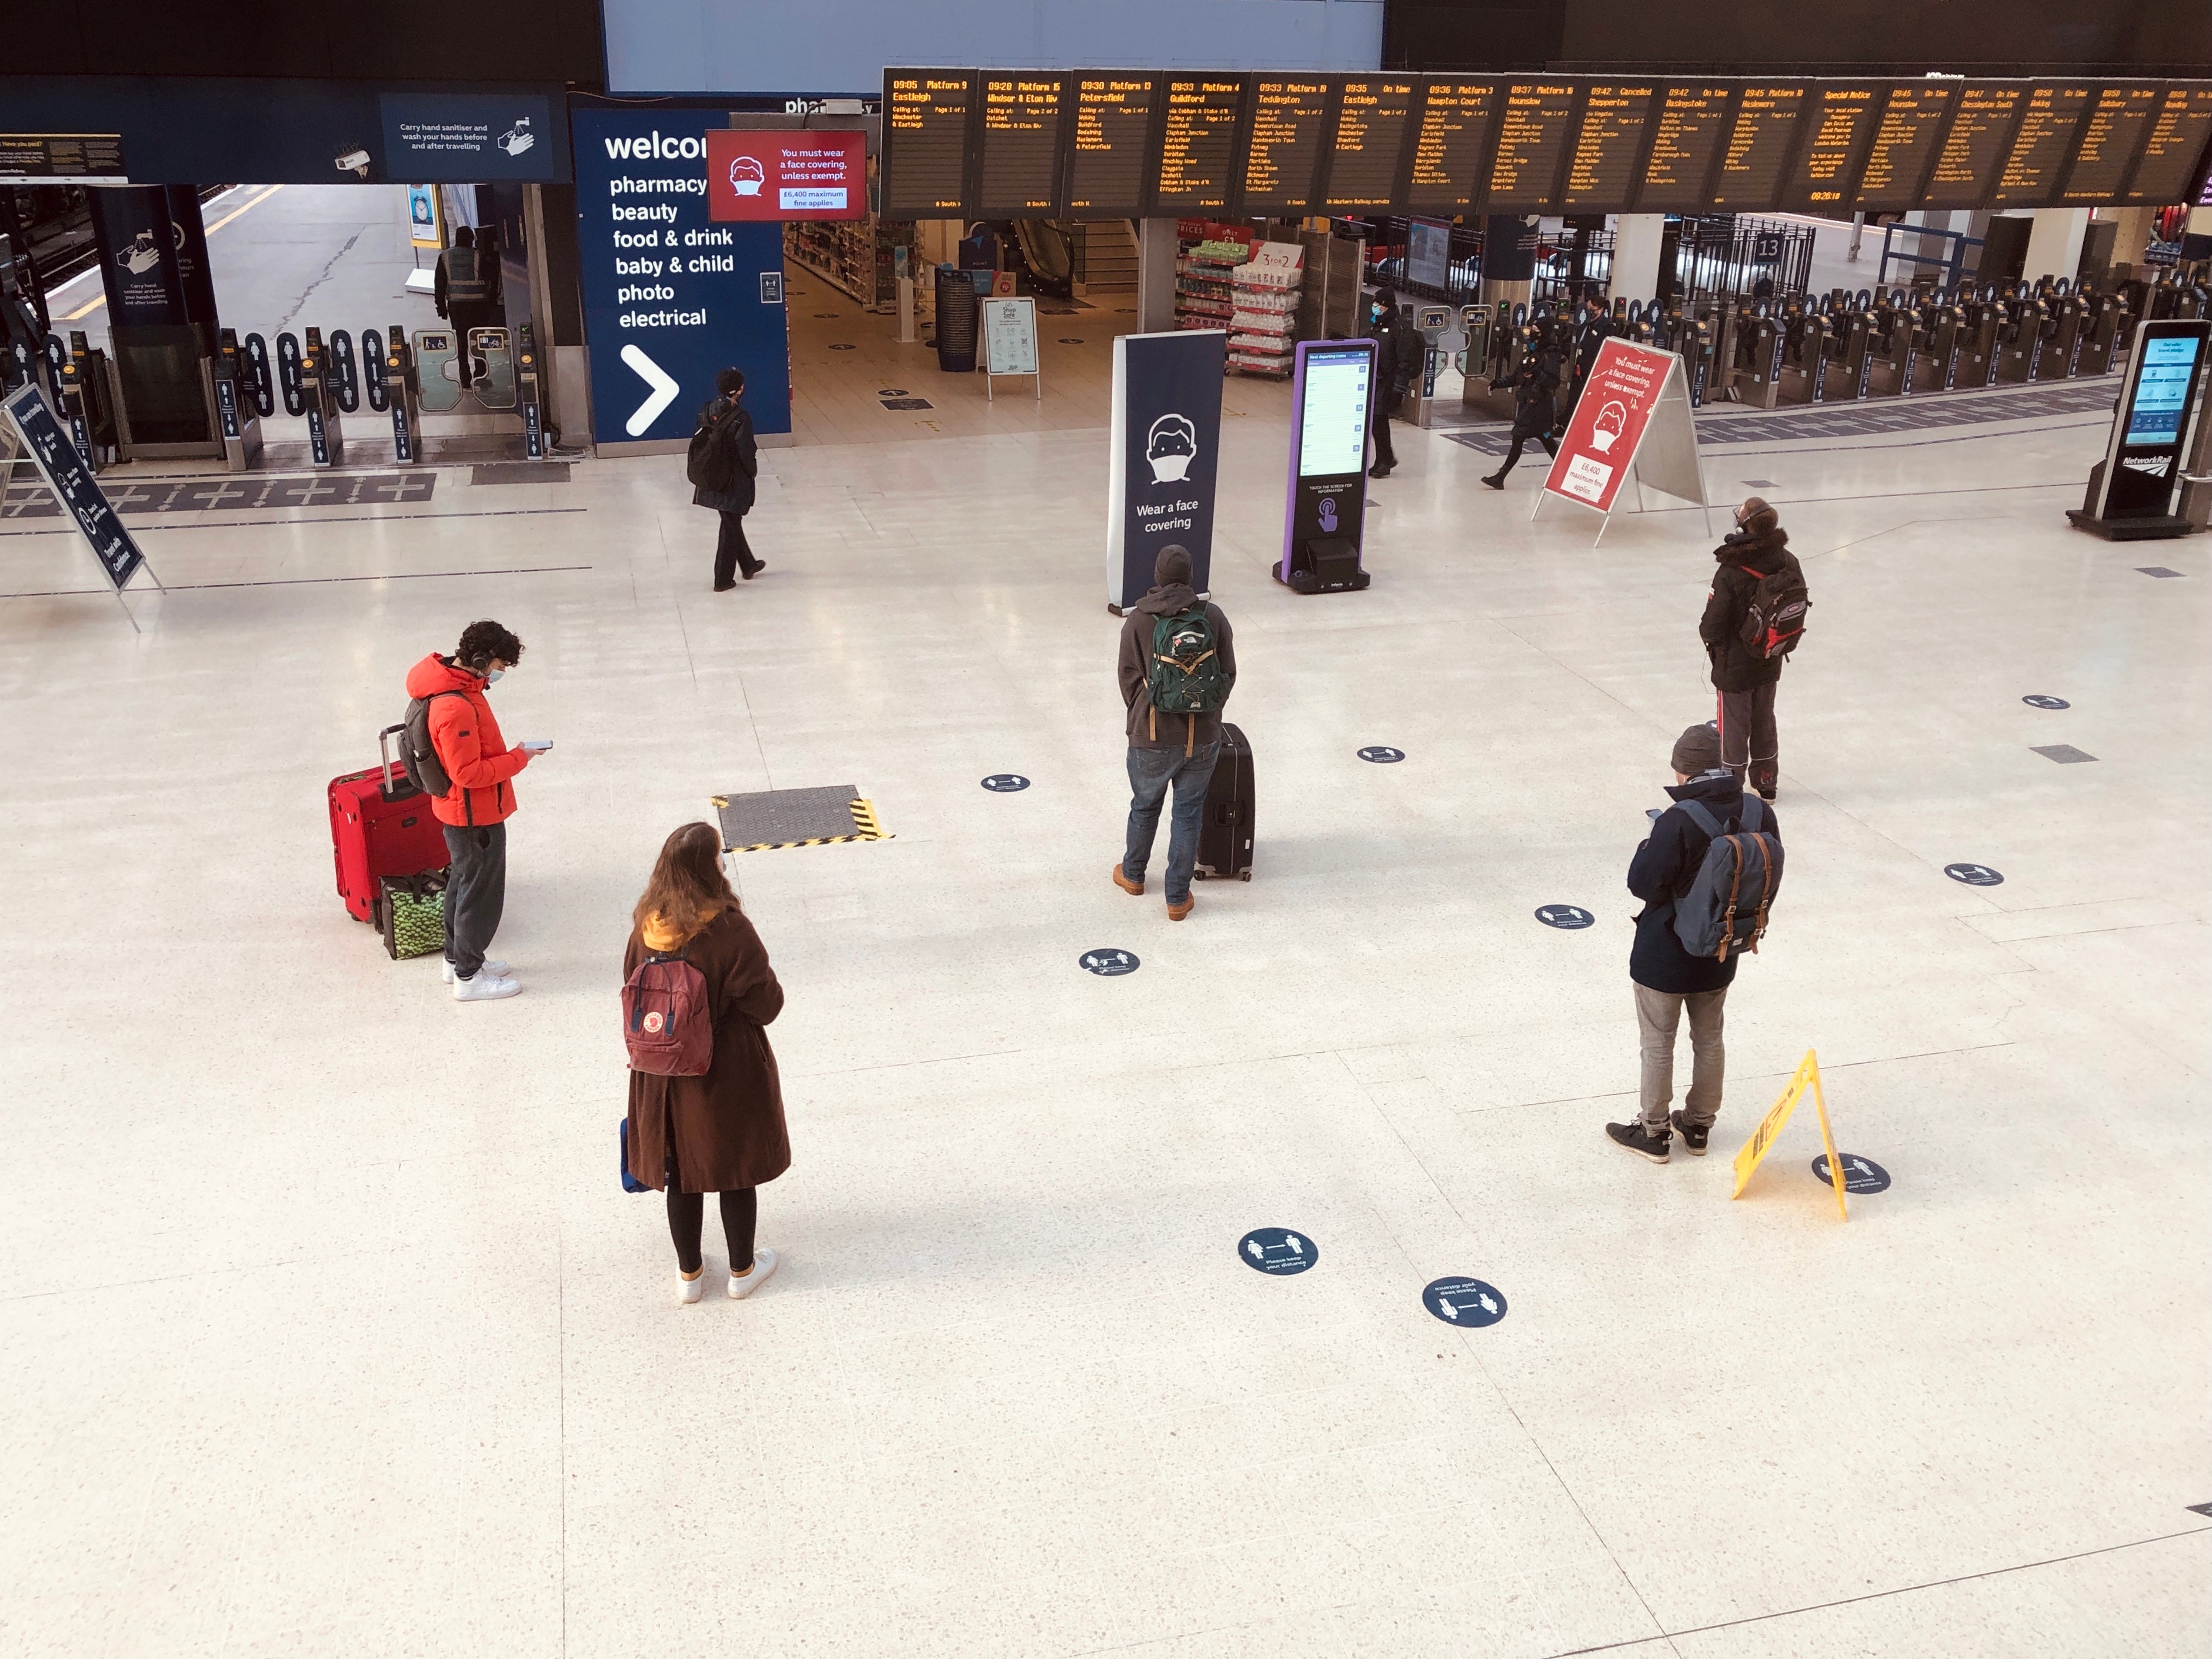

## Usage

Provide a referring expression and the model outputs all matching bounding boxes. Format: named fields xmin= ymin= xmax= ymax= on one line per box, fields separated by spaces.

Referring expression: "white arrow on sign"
xmin=619 ymin=343 xmax=679 ymax=436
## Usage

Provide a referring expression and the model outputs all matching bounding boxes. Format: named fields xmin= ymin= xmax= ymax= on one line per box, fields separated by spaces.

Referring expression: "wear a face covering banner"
xmin=1106 ymin=330 xmax=1225 ymax=609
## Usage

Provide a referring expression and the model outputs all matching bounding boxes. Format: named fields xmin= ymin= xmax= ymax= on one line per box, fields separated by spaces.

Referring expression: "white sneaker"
xmin=727 ymin=1247 xmax=779 ymax=1299
xmin=452 ymin=972 xmax=521 ymax=1002
xmin=678 ymin=1269 xmax=705 ymax=1304
xmin=442 ymin=957 xmax=509 ymax=983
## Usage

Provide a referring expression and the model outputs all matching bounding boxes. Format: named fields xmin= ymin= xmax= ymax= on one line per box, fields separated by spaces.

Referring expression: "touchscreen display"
xmin=1299 ymin=351 xmax=1373 ymax=477
xmin=2126 ymin=336 xmax=2201 ymax=447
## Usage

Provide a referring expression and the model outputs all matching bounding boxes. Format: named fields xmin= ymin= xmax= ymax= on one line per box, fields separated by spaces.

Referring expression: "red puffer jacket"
xmin=403 ymin=653 xmax=533 ymax=827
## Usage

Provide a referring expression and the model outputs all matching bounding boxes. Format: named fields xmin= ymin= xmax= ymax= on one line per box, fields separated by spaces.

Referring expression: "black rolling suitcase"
xmin=1193 ymin=722 xmax=1254 ymax=881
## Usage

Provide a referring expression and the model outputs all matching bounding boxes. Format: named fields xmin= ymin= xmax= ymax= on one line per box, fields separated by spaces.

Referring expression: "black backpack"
xmin=1738 ymin=561 xmax=1810 ymax=660
xmin=1670 ymin=796 xmax=1783 ymax=963
xmin=686 ymin=407 xmax=724 ymax=490
xmin=392 ymin=689 xmax=465 ymax=797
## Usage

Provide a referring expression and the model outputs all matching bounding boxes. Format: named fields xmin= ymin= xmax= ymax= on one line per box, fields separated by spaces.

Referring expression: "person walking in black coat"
xmin=1699 ymin=496 xmax=1804 ymax=800
xmin=1480 ymin=323 xmax=1562 ymax=488
xmin=1367 ymin=286 xmax=1420 ymax=478
xmin=1606 ymin=722 xmax=1783 ymax=1164
xmin=1555 ymin=289 xmax=1616 ymax=437
xmin=689 ymin=367 xmax=763 ymax=590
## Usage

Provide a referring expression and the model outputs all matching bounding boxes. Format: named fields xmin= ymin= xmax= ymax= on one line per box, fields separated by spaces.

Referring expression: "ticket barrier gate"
xmin=383 ymin=325 xmax=423 ymax=463
xmin=1994 ymin=291 xmax=2051 ymax=383
xmin=468 ymin=327 xmax=518 ymax=412
xmin=1774 ymin=306 xmax=1827 ymax=405
xmin=48 ymin=332 xmax=123 ymax=470
xmin=1676 ymin=312 xmax=1716 ymax=408
xmin=280 ymin=328 xmax=345 ymax=466
xmin=1829 ymin=296 xmax=1874 ymax=400
xmin=1956 ymin=288 xmax=2005 ymax=387
xmin=2078 ymin=291 xmax=2130 ymax=375
xmin=2048 ymin=288 xmax=2090 ymax=379
xmin=209 ymin=330 xmax=265 ymax=472
xmin=516 ymin=323 xmax=547 ymax=459
xmin=1721 ymin=301 xmax=1783 ymax=408
xmin=1405 ymin=304 xmax=1457 ymax=428
xmin=1909 ymin=295 xmax=1967 ymax=393
xmin=1863 ymin=293 xmax=1917 ymax=397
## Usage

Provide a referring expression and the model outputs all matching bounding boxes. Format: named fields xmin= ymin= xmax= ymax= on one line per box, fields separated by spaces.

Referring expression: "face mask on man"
xmin=485 ymin=667 xmax=505 ymax=684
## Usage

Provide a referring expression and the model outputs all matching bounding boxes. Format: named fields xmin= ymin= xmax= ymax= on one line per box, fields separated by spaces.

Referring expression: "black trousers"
xmin=668 ymin=1184 xmax=757 ymax=1274
xmin=713 ymin=511 xmax=760 ymax=587
xmin=441 ymin=822 xmax=506 ymax=979
xmin=1718 ymin=682 xmax=1779 ymax=792
xmin=1494 ymin=431 xmax=1558 ymax=478
xmin=1369 ymin=393 xmax=1399 ymax=469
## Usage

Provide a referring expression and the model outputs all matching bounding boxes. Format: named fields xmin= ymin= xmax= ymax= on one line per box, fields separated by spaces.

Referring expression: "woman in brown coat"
xmin=623 ymin=822 xmax=790 ymax=1303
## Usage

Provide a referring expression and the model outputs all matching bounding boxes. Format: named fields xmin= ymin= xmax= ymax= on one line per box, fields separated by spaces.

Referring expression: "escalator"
xmin=1006 ymin=220 xmax=1075 ymax=300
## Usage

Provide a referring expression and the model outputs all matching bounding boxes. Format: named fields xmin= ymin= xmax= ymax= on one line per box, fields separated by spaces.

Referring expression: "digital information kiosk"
xmin=1278 ymin=338 xmax=1377 ymax=594
xmin=2068 ymin=319 xmax=2212 ymax=539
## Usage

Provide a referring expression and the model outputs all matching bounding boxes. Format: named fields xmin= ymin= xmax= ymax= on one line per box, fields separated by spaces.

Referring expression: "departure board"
xmin=1562 ymin=82 xmax=1655 ymax=211
xmin=1487 ymin=82 xmax=1579 ymax=211
xmin=883 ymin=72 xmax=975 ymax=217
xmin=2127 ymin=85 xmax=2212 ymax=205
xmin=2060 ymin=84 xmax=2159 ymax=205
xmin=1155 ymin=77 xmax=1244 ymax=213
xmin=1067 ymin=75 xmax=1156 ymax=217
xmin=1924 ymin=83 xmax=2025 ymax=209
xmin=1786 ymin=82 xmax=1883 ymax=211
xmin=1711 ymin=84 xmax=1807 ymax=209
xmin=1323 ymin=78 xmax=1419 ymax=209
xmin=1240 ymin=78 xmax=1329 ymax=213
xmin=978 ymin=75 xmax=1066 ymax=215
xmin=1640 ymin=83 xmax=1734 ymax=211
xmin=1406 ymin=79 xmax=1497 ymax=213
xmin=1992 ymin=82 xmax=2092 ymax=206
xmin=1854 ymin=82 xmax=1956 ymax=208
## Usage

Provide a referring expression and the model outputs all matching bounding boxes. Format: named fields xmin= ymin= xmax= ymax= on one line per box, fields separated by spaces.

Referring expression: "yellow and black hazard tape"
xmin=710 ymin=797 xmax=893 ymax=854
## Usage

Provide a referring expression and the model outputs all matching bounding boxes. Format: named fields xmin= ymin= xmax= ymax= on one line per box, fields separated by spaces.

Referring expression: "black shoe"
xmin=1754 ymin=780 xmax=1776 ymax=802
xmin=1606 ymin=1120 xmax=1671 ymax=1164
xmin=1669 ymin=1111 xmax=1711 ymax=1156
xmin=742 ymin=562 xmax=766 ymax=580
xmin=1480 ymin=472 xmax=1505 ymax=490
xmin=712 ymin=580 xmax=737 ymax=592
xmin=1369 ymin=463 xmax=1393 ymax=478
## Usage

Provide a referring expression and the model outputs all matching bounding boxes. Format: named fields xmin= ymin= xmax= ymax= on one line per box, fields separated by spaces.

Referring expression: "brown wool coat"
xmin=623 ymin=906 xmax=790 ymax=1193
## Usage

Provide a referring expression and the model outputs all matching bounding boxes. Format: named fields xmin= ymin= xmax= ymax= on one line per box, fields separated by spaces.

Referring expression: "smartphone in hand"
xmin=521 ymin=739 xmax=553 ymax=753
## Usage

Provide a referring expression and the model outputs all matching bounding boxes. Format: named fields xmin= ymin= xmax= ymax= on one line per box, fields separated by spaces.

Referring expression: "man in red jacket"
xmin=404 ymin=620 xmax=545 ymax=1001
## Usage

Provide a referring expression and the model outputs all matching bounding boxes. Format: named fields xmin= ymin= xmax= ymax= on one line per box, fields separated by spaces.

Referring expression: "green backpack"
xmin=1146 ymin=605 xmax=1226 ymax=753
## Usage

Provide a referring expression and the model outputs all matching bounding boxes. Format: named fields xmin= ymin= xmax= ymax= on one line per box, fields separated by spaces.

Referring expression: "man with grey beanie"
xmin=1700 ymin=495 xmax=1805 ymax=801
xmin=1606 ymin=719 xmax=1782 ymax=1164
xmin=1113 ymin=543 xmax=1237 ymax=921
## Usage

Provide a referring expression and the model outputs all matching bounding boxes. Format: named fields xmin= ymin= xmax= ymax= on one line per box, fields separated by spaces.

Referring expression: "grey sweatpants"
xmin=1718 ymin=682 xmax=1778 ymax=793
xmin=1636 ymin=982 xmax=1727 ymax=1134
xmin=442 ymin=822 xmax=508 ymax=979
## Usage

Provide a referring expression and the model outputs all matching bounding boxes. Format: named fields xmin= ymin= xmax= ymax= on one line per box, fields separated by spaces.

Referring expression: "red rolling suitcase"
xmin=329 ymin=728 xmax=450 ymax=924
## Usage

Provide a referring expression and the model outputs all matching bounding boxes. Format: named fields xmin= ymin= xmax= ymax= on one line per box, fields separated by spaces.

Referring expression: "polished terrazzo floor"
xmin=1 ymin=353 xmax=2207 ymax=1658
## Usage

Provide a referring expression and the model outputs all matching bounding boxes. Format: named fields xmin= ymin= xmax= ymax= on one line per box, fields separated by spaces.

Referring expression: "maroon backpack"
xmin=621 ymin=952 xmax=713 ymax=1076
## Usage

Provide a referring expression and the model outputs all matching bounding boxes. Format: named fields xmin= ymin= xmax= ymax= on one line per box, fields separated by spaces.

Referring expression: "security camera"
xmin=335 ymin=147 xmax=372 ymax=178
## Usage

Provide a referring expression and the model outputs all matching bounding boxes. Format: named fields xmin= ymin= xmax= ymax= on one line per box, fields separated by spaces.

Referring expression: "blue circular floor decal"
xmin=1240 ymin=1229 xmax=1316 ymax=1275
xmin=2021 ymin=695 xmax=2070 ymax=710
xmin=1944 ymin=863 xmax=2004 ymax=887
xmin=1536 ymin=904 xmax=1595 ymax=929
xmin=1358 ymin=746 xmax=1405 ymax=763
xmin=1423 ymin=1277 xmax=1507 ymax=1327
xmin=980 ymin=774 xmax=1030 ymax=792
xmin=1079 ymin=948 xmax=1139 ymax=976
xmin=1813 ymin=1153 xmax=1891 ymax=1194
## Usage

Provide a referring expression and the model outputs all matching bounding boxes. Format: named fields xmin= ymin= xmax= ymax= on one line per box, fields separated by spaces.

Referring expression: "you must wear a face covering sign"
xmin=1106 ymin=331 xmax=1225 ymax=608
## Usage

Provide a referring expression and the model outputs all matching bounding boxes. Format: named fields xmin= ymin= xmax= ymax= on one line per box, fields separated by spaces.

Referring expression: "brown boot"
xmin=1112 ymin=863 xmax=1144 ymax=896
xmin=1167 ymin=894 xmax=1195 ymax=922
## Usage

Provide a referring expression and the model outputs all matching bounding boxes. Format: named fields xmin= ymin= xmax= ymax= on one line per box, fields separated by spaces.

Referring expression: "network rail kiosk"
xmin=2068 ymin=318 xmax=2212 ymax=540
xmin=1277 ymin=338 xmax=1376 ymax=595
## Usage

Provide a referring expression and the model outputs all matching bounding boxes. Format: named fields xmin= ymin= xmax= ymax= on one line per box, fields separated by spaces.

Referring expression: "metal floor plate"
xmin=713 ymin=785 xmax=889 ymax=851
xmin=1442 ymin=377 xmax=2119 ymax=457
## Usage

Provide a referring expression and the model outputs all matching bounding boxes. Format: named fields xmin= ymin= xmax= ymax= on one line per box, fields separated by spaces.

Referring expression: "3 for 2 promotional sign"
xmin=1542 ymin=338 xmax=1677 ymax=514
xmin=706 ymin=130 xmax=866 ymax=222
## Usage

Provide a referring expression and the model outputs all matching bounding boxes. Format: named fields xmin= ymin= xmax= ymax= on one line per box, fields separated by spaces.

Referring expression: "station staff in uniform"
xmin=435 ymin=225 xmax=502 ymax=386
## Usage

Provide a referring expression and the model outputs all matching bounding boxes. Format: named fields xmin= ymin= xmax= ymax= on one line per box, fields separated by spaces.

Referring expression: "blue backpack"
xmin=1670 ymin=797 xmax=1783 ymax=963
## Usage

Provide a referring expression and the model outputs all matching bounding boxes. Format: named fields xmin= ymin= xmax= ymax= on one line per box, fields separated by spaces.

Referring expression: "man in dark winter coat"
xmin=1113 ymin=543 xmax=1237 ymax=921
xmin=1607 ymin=721 xmax=1783 ymax=1163
xmin=1699 ymin=495 xmax=1803 ymax=800
xmin=690 ymin=366 xmax=763 ymax=590
xmin=1555 ymin=289 xmax=1616 ymax=436
xmin=1367 ymin=286 xmax=1420 ymax=478
xmin=1480 ymin=322 xmax=1562 ymax=488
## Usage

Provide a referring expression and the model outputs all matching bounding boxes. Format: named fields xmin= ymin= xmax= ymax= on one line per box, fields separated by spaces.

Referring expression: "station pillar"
xmin=1610 ymin=214 xmax=1666 ymax=306
xmin=1136 ymin=220 xmax=1178 ymax=333
xmin=2024 ymin=208 xmax=2090 ymax=286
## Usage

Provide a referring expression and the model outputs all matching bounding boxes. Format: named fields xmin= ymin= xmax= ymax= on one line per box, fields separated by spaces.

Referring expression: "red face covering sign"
xmin=1540 ymin=336 xmax=1677 ymax=513
xmin=706 ymin=129 xmax=866 ymax=222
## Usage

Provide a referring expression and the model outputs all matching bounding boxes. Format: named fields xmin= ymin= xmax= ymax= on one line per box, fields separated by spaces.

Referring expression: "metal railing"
xmin=1669 ymin=215 xmax=1816 ymax=304
xmin=1877 ymin=222 xmax=1986 ymax=289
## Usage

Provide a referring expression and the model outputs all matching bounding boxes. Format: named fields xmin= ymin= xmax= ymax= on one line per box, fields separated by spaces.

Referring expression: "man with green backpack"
xmin=1113 ymin=544 xmax=1237 ymax=922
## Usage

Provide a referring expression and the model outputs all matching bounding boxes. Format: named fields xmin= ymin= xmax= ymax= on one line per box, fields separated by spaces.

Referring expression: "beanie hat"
xmin=1155 ymin=544 xmax=1193 ymax=586
xmin=1670 ymin=720 xmax=1722 ymax=777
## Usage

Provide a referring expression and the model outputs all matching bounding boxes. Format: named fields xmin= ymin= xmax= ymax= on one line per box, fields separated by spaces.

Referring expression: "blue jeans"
xmin=1123 ymin=738 xmax=1221 ymax=903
